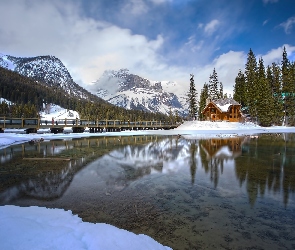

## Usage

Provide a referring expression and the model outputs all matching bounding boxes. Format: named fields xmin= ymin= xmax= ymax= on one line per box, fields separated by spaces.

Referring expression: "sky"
xmin=0 ymin=0 xmax=295 ymax=95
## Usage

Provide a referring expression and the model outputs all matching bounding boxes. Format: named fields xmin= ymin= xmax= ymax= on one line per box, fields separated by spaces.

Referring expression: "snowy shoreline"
xmin=1 ymin=121 xmax=295 ymax=150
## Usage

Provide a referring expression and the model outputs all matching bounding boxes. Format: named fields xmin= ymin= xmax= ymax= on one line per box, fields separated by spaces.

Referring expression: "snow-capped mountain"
xmin=88 ymin=69 xmax=188 ymax=116
xmin=0 ymin=53 xmax=188 ymax=116
xmin=0 ymin=54 xmax=99 ymax=101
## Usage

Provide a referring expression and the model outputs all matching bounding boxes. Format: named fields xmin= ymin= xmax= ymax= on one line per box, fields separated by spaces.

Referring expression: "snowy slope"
xmin=39 ymin=104 xmax=80 ymax=120
xmin=0 ymin=54 xmax=16 ymax=70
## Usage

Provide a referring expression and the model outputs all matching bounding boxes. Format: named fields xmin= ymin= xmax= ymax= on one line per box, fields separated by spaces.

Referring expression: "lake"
xmin=0 ymin=134 xmax=295 ymax=250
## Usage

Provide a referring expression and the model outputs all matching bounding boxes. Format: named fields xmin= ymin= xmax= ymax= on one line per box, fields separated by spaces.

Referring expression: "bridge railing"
xmin=0 ymin=117 xmax=180 ymax=130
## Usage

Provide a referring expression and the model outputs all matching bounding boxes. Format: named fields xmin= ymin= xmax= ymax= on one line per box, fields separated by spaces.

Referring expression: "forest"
xmin=0 ymin=67 xmax=175 ymax=122
xmin=197 ymin=47 xmax=295 ymax=126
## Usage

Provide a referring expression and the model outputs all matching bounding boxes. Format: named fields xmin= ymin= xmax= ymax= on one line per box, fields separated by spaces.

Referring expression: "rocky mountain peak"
xmin=89 ymin=69 xmax=188 ymax=116
xmin=0 ymin=53 xmax=103 ymax=102
xmin=5 ymin=55 xmax=73 ymax=89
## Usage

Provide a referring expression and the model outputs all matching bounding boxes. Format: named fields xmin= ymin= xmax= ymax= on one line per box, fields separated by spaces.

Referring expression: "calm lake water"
xmin=1 ymin=134 xmax=295 ymax=250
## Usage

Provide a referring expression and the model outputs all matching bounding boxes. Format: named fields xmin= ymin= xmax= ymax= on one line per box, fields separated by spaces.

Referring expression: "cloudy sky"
xmin=0 ymin=0 xmax=295 ymax=95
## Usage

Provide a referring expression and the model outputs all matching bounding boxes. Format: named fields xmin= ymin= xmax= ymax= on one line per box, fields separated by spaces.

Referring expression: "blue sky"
xmin=0 ymin=0 xmax=295 ymax=95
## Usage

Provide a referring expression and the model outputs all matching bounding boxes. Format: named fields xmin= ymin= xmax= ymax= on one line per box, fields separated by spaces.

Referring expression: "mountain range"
xmin=0 ymin=54 xmax=188 ymax=117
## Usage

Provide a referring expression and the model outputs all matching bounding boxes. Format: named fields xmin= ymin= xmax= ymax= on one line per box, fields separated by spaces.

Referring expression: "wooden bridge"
xmin=0 ymin=117 xmax=179 ymax=134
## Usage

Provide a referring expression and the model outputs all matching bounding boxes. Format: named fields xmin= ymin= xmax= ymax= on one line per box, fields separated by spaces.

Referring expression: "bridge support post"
xmin=26 ymin=128 xmax=37 ymax=134
xmin=72 ymin=127 xmax=84 ymax=133
xmin=50 ymin=128 xmax=64 ymax=134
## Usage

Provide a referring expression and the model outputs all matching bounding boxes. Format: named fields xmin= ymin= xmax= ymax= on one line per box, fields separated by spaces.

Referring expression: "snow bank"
xmin=0 ymin=205 xmax=172 ymax=250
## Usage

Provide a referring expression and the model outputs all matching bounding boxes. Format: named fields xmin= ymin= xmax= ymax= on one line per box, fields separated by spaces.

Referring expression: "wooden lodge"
xmin=202 ymin=98 xmax=242 ymax=122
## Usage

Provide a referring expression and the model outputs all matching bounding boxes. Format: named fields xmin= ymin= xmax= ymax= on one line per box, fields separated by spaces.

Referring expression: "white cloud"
xmin=0 ymin=0 xmax=165 ymax=85
xmin=279 ymin=16 xmax=295 ymax=34
xmin=204 ymin=19 xmax=220 ymax=35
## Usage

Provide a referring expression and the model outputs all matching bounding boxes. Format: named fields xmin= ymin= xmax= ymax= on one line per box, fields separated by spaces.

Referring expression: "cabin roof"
xmin=213 ymin=98 xmax=240 ymax=112
xmin=203 ymin=98 xmax=241 ymax=113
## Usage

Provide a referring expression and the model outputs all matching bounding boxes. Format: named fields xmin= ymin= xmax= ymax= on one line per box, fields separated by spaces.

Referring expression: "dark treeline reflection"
xmin=234 ymin=134 xmax=295 ymax=207
xmin=186 ymin=134 xmax=295 ymax=207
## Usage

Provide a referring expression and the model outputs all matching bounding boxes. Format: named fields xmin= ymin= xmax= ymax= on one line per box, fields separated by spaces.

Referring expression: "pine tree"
xmin=281 ymin=46 xmax=295 ymax=125
xmin=288 ymin=61 xmax=295 ymax=125
xmin=219 ymin=82 xmax=223 ymax=99
xmin=245 ymin=48 xmax=258 ymax=118
xmin=198 ymin=83 xmax=209 ymax=120
xmin=208 ymin=68 xmax=219 ymax=100
xmin=256 ymin=58 xmax=274 ymax=126
xmin=268 ymin=64 xmax=283 ymax=125
xmin=187 ymin=74 xmax=198 ymax=120
xmin=233 ymin=70 xmax=246 ymax=107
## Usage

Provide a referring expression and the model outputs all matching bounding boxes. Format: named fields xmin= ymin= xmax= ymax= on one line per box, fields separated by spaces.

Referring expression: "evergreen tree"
xmin=245 ymin=48 xmax=258 ymax=118
xmin=233 ymin=70 xmax=246 ymax=107
xmin=281 ymin=46 xmax=295 ymax=125
xmin=268 ymin=64 xmax=283 ymax=125
xmin=187 ymin=74 xmax=198 ymax=120
xmin=219 ymin=82 xmax=223 ymax=99
xmin=256 ymin=58 xmax=274 ymax=126
xmin=288 ymin=61 xmax=295 ymax=125
xmin=198 ymin=83 xmax=209 ymax=120
xmin=208 ymin=68 xmax=219 ymax=100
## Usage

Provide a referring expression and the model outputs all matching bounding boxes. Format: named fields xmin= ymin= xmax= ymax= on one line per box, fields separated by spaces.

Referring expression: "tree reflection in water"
xmin=1 ymin=134 xmax=295 ymax=207
xmin=234 ymin=134 xmax=295 ymax=207
xmin=187 ymin=134 xmax=295 ymax=207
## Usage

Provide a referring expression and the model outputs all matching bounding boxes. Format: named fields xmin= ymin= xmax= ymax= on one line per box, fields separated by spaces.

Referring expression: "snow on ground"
xmin=174 ymin=120 xmax=295 ymax=139
xmin=40 ymin=104 xmax=80 ymax=120
xmin=0 ymin=205 xmax=171 ymax=250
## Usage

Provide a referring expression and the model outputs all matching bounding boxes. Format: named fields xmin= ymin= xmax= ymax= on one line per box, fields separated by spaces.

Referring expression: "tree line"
xmin=233 ymin=47 xmax=295 ymax=126
xmin=0 ymin=67 xmax=173 ymax=122
xmin=187 ymin=47 xmax=295 ymax=126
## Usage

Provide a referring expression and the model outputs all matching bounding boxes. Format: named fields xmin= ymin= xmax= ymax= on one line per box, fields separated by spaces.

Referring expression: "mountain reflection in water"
xmin=1 ymin=134 xmax=295 ymax=207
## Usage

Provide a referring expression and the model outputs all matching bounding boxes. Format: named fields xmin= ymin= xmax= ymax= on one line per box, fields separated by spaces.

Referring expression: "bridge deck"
xmin=0 ymin=117 xmax=179 ymax=133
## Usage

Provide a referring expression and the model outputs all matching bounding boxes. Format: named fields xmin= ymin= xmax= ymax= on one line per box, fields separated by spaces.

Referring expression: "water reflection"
xmin=234 ymin=134 xmax=295 ymax=207
xmin=197 ymin=137 xmax=245 ymax=188
xmin=0 ymin=136 xmax=162 ymax=203
xmin=1 ymin=134 xmax=295 ymax=207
